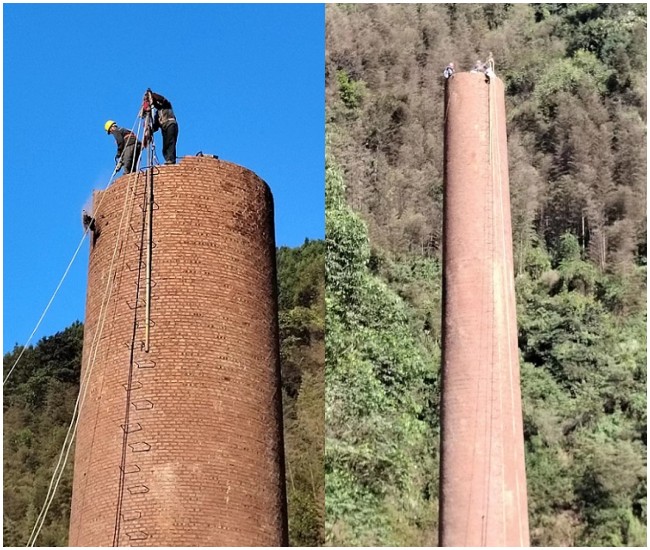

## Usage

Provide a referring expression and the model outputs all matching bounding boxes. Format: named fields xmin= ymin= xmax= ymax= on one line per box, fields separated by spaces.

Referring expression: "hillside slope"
xmin=325 ymin=4 xmax=646 ymax=546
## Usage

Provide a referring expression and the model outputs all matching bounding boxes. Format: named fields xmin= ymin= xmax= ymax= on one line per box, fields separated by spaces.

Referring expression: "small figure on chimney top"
xmin=104 ymin=120 xmax=142 ymax=174
xmin=470 ymin=59 xmax=485 ymax=73
xmin=144 ymin=89 xmax=179 ymax=165
xmin=443 ymin=62 xmax=455 ymax=79
xmin=485 ymin=52 xmax=496 ymax=78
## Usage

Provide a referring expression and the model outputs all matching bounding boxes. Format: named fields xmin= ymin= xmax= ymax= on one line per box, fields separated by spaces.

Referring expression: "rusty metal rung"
xmin=129 ymin=222 xmax=144 ymax=234
xmin=135 ymin=318 xmax=156 ymax=329
xmin=119 ymin=464 xmax=141 ymax=475
xmin=131 ymin=399 xmax=154 ymax=411
xmin=128 ymin=441 xmax=151 ymax=453
xmin=121 ymin=423 xmax=142 ymax=434
xmin=135 ymin=359 xmax=156 ymax=369
xmin=127 ymin=484 xmax=149 ymax=495
xmin=126 ymin=530 xmax=148 ymax=541
xmin=122 ymin=511 xmax=142 ymax=522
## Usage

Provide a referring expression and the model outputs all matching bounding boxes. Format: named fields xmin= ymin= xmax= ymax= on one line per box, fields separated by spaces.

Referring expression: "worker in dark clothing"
xmin=105 ymin=120 xmax=142 ymax=174
xmin=146 ymin=90 xmax=178 ymax=164
xmin=82 ymin=210 xmax=96 ymax=232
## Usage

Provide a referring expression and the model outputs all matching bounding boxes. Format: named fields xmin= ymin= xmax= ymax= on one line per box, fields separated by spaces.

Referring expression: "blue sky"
xmin=3 ymin=3 xmax=325 ymax=353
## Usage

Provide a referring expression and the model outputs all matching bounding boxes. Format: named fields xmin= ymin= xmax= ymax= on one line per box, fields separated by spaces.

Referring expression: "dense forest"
xmin=277 ymin=240 xmax=326 ymax=545
xmin=3 ymin=240 xmax=325 ymax=547
xmin=326 ymin=3 xmax=646 ymax=547
xmin=4 ymin=4 xmax=647 ymax=548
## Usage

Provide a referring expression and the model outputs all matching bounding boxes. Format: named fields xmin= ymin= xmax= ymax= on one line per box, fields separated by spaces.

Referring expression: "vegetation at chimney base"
xmin=277 ymin=239 xmax=326 ymax=546
xmin=3 ymin=322 xmax=83 ymax=547
xmin=326 ymin=158 xmax=439 ymax=545
xmin=3 ymin=241 xmax=325 ymax=547
xmin=326 ymin=3 xmax=646 ymax=546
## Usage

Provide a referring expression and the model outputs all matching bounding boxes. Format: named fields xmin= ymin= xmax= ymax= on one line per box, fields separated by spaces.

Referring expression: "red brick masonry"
xmin=439 ymin=73 xmax=530 ymax=546
xmin=69 ymin=156 xmax=288 ymax=546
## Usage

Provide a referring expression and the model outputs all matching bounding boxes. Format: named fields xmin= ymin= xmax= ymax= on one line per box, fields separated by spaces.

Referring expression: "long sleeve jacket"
xmin=150 ymin=92 xmax=177 ymax=130
xmin=110 ymin=127 xmax=140 ymax=160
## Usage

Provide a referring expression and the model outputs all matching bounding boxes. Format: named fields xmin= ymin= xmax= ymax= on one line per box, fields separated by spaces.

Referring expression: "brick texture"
xmin=439 ymin=73 xmax=530 ymax=546
xmin=68 ymin=156 xmax=288 ymax=546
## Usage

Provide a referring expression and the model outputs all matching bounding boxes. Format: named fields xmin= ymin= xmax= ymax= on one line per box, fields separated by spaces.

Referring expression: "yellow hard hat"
xmin=104 ymin=120 xmax=116 ymax=133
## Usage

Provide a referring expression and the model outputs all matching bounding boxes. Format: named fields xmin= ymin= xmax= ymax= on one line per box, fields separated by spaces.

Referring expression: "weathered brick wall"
xmin=69 ymin=156 xmax=288 ymax=546
xmin=439 ymin=74 xmax=529 ymax=546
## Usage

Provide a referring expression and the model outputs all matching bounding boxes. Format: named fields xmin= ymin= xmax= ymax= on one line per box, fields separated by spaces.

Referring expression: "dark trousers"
xmin=123 ymin=143 xmax=142 ymax=174
xmin=162 ymin=122 xmax=178 ymax=164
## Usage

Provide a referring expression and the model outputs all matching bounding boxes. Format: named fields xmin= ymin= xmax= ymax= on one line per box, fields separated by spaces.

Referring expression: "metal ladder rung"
xmin=127 ymin=484 xmax=150 ymax=495
xmin=120 ymin=464 xmax=141 ymax=475
xmin=122 ymin=511 xmax=142 ymax=522
xmin=122 ymin=380 xmax=143 ymax=391
xmin=131 ymin=399 xmax=154 ymax=411
xmin=126 ymin=530 xmax=149 ymax=541
xmin=121 ymin=423 xmax=143 ymax=434
xmin=128 ymin=441 xmax=152 ymax=453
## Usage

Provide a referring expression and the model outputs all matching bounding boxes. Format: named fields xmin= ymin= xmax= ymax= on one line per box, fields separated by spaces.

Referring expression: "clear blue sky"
xmin=3 ymin=3 xmax=325 ymax=353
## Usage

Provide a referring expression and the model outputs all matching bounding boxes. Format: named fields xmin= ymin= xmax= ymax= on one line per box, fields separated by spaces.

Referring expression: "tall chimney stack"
xmin=439 ymin=73 xmax=530 ymax=546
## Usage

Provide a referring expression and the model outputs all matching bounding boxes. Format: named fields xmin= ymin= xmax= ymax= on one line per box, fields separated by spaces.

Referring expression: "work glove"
xmin=115 ymin=161 xmax=123 ymax=171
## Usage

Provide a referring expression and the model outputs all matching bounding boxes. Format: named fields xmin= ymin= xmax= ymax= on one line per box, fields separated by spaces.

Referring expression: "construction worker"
xmin=470 ymin=60 xmax=484 ymax=73
xmin=145 ymin=89 xmax=178 ymax=164
xmin=82 ymin=210 xmax=96 ymax=232
xmin=443 ymin=62 xmax=455 ymax=79
xmin=485 ymin=52 xmax=496 ymax=78
xmin=105 ymin=121 xmax=142 ymax=174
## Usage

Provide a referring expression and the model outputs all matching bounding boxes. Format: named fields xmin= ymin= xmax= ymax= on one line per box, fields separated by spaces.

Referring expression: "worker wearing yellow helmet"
xmin=104 ymin=120 xmax=142 ymax=174
xmin=104 ymin=120 xmax=116 ymax=133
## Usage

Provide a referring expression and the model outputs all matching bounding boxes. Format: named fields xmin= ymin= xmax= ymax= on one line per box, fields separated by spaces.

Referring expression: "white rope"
xmin=3 ymin=230 xmax=92 ymax=386
xmin=27 ymin=161 xmax=143 ymax=547
xmin=4 ymin=112 xmax=143 ymax=387
xmin=492 ymin=79 xmax=526 ymax=546
xmin=25 ymin=113 xmax=146 ymax=547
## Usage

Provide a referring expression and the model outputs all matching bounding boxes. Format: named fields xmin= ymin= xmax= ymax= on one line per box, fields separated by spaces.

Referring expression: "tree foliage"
xmin=326 ymin=3 xmax=646 ymax=546
xmin=3 ymin=322 xmax=83 ymax=547
xmin=4 ymin=241 xmax=326 ymax=547
xmin=326 ymin=157 xmax=439 ymax=546
xmin=326 ymin=3 xmax=646 ymax=266
xmin=277 ymin=239 xmax=325 ymax=546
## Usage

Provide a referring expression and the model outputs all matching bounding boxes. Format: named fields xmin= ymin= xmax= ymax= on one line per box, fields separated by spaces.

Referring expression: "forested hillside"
xmin=3 ymin=241 xmax=325 ymax=547
xmin=3 ymin=323 xmax=83 ymax=546
xmin=277 ymin=240 xmax=326 ymax=545
xmin=326 ymin=159 xmax=440 ymax=545
xmin=326 ymin=3 xmax=646 ymax=546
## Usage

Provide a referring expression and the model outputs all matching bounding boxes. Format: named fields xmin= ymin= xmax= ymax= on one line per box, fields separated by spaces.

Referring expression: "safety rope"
xmin=68 ymin=114 xmax=145 ymax=541
xmin=491 ymin=77 xmax=526 ymax=546
xmin=3 ymin=113 xmax=144 ymax=387
xmin=26 ymin=113 xmax=146 ymax=547
xmin=71 ymin=152 xmax=144 ymax=546
xmin=480 ymin=74 xmax=524 ymax=546
xmin=27 ymin=163 xmax=142 ymax=546
xmin=491 ymin=75 xmax=509 ymax=545
xmin=27 ymin=163 xmax=143 ymax=547
xmin=113 ymin=117 xmax=153 ymax=545
xmin=464 ymin=76 xmax=492 ymax=544
xmin=481 ymin=76 xmax=497 ymax=546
